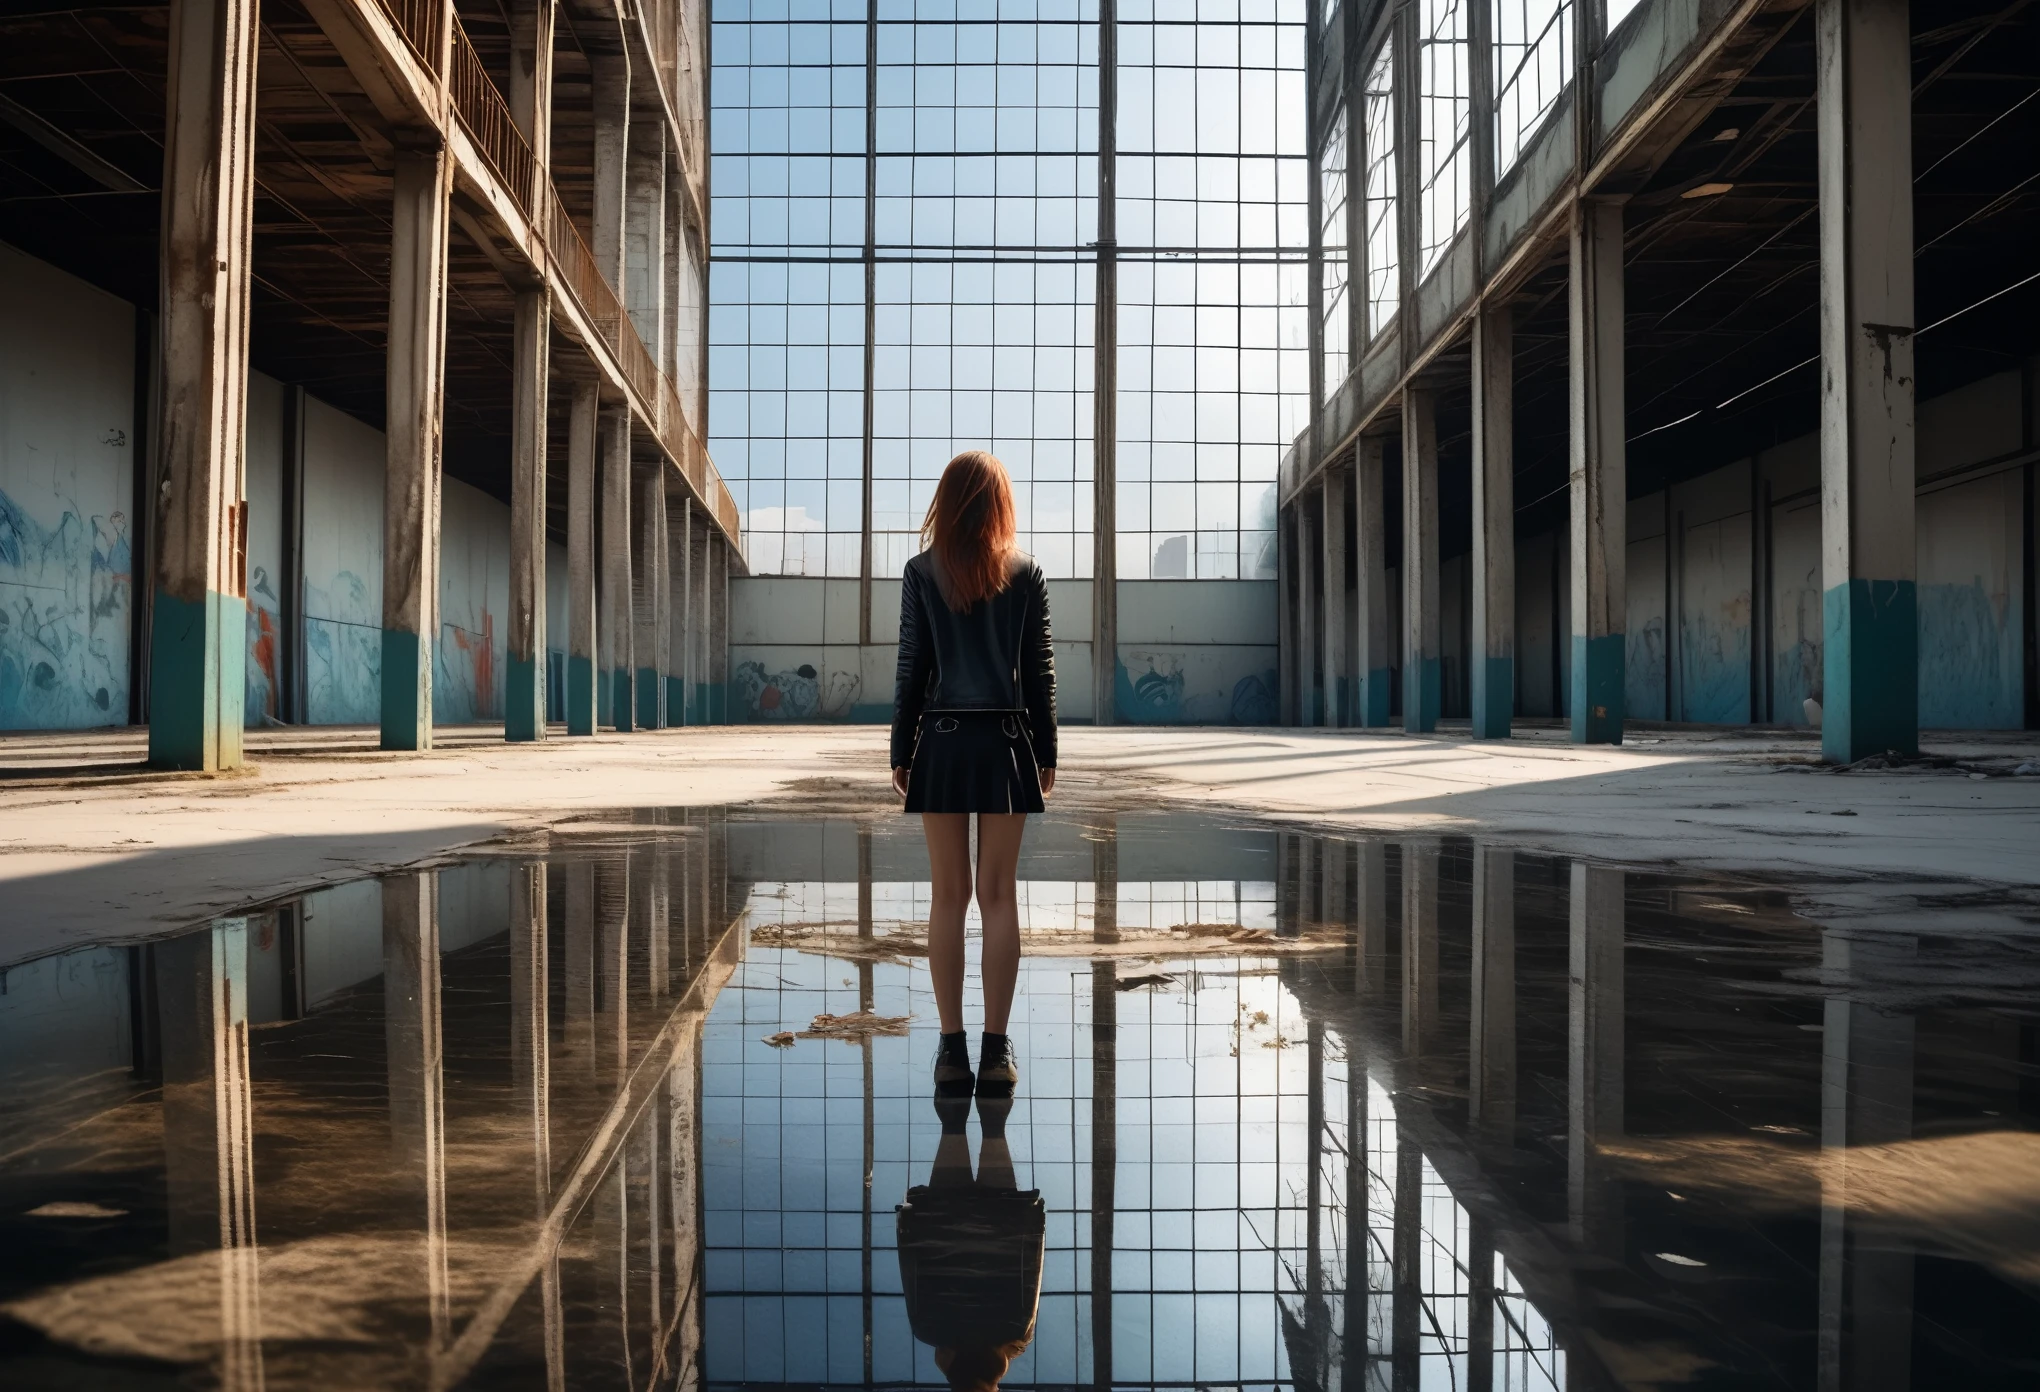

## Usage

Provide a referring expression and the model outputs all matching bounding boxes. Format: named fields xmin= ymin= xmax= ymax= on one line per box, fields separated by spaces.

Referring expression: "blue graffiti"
xmin=0 ymin=486 xmax=129 ymax=729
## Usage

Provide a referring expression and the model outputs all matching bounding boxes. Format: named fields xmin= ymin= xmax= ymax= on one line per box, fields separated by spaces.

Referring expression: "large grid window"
xmin=1115 ymin=5 xmax=1307 ymax=581
xmin=1318 ymin=107 xmax=1350 ymax=402
xmin=709 ymin=4 xmax=869 ymax=573
xmin=1416 ymin=0 xmax=1471 ymax=277
xmin=871 ymin=260 xmax=1096 ymax=578
xmin=1361 ymin=36 xmax=1398 ymax=340
xmin=1493 ymin=0 xmax=1571 ymax=177
xmin=710 ymin=2 xmax=1306 ymax=583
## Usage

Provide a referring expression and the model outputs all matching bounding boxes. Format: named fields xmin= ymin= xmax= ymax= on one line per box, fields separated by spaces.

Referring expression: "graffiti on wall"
xmin=436 ymin=611 xmax=499 ymax=724
xmin=0 ymin=488 xmax=130 ymax=729
xmin=245 ymin=565 xmax=282 ymax=725
xmin=305 ymin=572 xmax=379 ymax=725
xmin=732 ymin=659 xmax=863 ymax=721
xmin=1116 ymin=649 xmax=1279 ymax=725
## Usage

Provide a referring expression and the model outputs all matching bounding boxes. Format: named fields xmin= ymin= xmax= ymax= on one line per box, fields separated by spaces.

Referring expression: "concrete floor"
xmin=3 ymin=721 xmax=2038 ymax=966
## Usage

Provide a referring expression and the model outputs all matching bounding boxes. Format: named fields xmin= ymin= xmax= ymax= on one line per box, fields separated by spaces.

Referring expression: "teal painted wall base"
xmin=667 ymin=675 xmax=687 ymax=726
xmin=1471 ymin=656 xmax=1513 ymax=739
xmin=709 ymin=682 xmax=726 ymax=723
xmin=1360 ymin=668 xmax=1393 ymax=727
xmin=692 ymin=681 xmax=712 ymax=726
xmin=1822 ymin=578 xmax=1918 ymax=762
xmin=1570 ymin=633 xmax=1625 ymax=744
xmin=847 ymin=701 xmax=891 ymax=723
xmin=636 ymin=667 xmax=662 ymax=729
xmin=610 ymin=668 xmax=634 ymax=732
xmin=506 ymin=656 xmax=543 ymax=742
xmin=567 ymin=654 xmax=595 ymax=735
xmin=380 ymin=628 xmax=430 ymax=751
xmin=1403 ymin=656 xmax=1441 ymax=733
xmin=148 ymin=588 xmax=246 ymax=770
xmin=1332 ymin=676 xmax=1349 ymax=727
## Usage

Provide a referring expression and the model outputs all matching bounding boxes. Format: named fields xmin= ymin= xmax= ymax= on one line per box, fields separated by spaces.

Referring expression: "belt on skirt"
xmin=913 ymin=708 xmax=1036 ymax=748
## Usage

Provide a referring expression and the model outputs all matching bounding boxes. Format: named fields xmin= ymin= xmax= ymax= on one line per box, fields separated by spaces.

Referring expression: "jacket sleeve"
xmin=1021 ymin=563 xmax=1058 ymax=767
xmin=891 ymin=563 xmax=933 ymax=768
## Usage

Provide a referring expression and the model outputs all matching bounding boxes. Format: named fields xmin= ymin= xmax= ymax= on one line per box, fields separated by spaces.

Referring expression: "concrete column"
xmin=1401 ymin=389 xmax=1440 ymax=732
xmin=509 ymin=861 xmax=550 ymax=1208
xmin=711 ymin=537 xmax=730 ymax=722
xmin=150 ymin=0 xmax=258 ymax=772
xmin=591 ymin=56 xmax=631 ymax=291
xmin=1818 ymin=930 xmax=1916 ymax=1392
xmin=1298 ymin=491 xmax=1319 ymax=726
xmin=1355 ymin=436 xmax=1394 ymax=726
xmin=690 ymin=522 xmax=710 ymax=724
xmin=1400 ymin=841 xmax=1439 ymax=1058
xmin=381 ymin=150 xmax=452 ymax=752
xmin=1323 ymin=465 xmax=1351 ymax=727
xmin=626 ymin=118 xmax=667 ymax=367
xmin=1471 ymin=303 xmax=1514 ymax=739
xmin=566 ymin=382 xmax=599 ymax=735
xmin=508 ymin=287 xmax=550 ymax=742
xmin=1569 ymin=199 xmax=1626 ymax=745
xmin=633 ymin=467 xmax=667 ymax=728
xmin=601 ymin=410 xmax=635 ymax=730
xmin=384 ymin=872 xmax=451 ymax=1348
xmin=1279 ymin=510 xmax=1299 ymax=724
xmin=1469 ymin=845 xmax=1515 ymax=1147
xmin=1817 ymin=0 xmax=1917 ymax=763
xmin=668 ymin=499 xmax=693 ymax=724
xmin=155 ymin=920 xmax=264 ymax=1386
xmin=1568 ymin=862 xmax=1624 ymax=1248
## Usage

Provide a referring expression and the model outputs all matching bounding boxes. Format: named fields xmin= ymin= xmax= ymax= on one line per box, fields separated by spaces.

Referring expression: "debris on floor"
xmin=801 ymin=1011 xmax=912 ymax=1041
xmin=1115 ymin=971 xmax=1176 ymax=992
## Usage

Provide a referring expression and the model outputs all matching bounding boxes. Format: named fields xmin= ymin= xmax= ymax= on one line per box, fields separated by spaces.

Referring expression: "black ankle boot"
xmin=932 ymin=1031 xmax=974 ymax=1094
xmin=976 ymin=1032 xmax=1018 ymax=1097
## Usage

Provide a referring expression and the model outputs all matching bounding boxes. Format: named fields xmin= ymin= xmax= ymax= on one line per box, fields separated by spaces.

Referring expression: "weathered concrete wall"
xmin=730 ymin=575 xmax=1275 ymax=725
xmin=1918 ymin=470 xmax=2023 ymax=729
xmin=0 ymin=243 xmax=136 ymax=730
xmin=243 ymin=372 xmax=287 ymax=725
xmin=301 ymin=397 xmax=385 ymax=725
xmin=436 ymin=478 xmax=510 ymax=725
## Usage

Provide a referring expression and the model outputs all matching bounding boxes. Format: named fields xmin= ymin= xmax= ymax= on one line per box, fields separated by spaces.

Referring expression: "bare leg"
xmin=974 ymin=813 xmax=1027 ymax=1035
xmin=923 ymin=812 xmax=974 ymax=1034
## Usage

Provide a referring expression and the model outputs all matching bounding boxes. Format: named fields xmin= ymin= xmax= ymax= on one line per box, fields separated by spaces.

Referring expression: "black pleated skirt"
xmin=904 ymin=709 xmax=1045 ymax=814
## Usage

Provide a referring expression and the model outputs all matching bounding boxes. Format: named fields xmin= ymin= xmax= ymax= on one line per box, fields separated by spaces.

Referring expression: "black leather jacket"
xmin=891 ymin=550 xmax=1057 ymax=770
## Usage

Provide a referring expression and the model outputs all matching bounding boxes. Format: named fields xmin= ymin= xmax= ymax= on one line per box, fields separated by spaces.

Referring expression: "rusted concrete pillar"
xmin=566 ymin=382 xmax=599 ymax=735
xmin=626 ymin=117 xmax=667 ymax=368
xmin=1471 ymin=303 xmax=1514 ymax=739
xmin=149 ymin=0 xmax=259 ymax=771
xmin=601 ymin=409 xmax=636 ymax=730
xmin=1569 ymin=199 xmax=1626 ymax=745
xmin=508 ymin=288 xmax=550 ymax=743
xmin=633 ymin=466 xmax=667 ymax=727
xmin=689 ymin=522 xmax=710 ymax=723
xmin=1355 ymin=435 xmax=1393 ymax=727
xmin=381 ymin=149 xmax=452 ymax=752
xmin=1817 ymin=0 xmax=1917 ymax=762
xmin=1323 ymin=463 xmax=1350 ymax=726
xmin=591 ymin=55 xmax=631 ymax=290
xmin=506 ymin=0 xmax=554 ymax=743
xmin=667 ymin=498 xmax=692 ymax=724
xmin=711 ymin=534 xmax=730 ymax=722
xmin=1401 ymin=388 xmax=1440 ymax=733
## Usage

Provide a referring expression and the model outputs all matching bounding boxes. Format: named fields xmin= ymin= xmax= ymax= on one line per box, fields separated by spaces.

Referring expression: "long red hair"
xmin=921 ymin=450 xmax=1017 ymax=611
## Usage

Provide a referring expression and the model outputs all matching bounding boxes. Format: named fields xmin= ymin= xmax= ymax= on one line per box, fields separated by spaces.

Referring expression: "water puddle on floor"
xmin=1 ymin=808 xmax=2036 ymax=1390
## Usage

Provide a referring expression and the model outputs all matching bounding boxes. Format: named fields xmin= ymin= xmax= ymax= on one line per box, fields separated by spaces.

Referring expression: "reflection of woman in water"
xmin=895 ymin=1095 xmax=1046 ymax=1392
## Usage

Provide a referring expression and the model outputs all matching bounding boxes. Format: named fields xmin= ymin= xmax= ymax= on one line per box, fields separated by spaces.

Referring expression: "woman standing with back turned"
xmin=892 ymin=451 xmax=1057 ymax=1098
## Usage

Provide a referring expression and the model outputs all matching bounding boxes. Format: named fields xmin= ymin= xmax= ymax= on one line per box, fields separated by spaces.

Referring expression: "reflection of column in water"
xmin=384 ymin=872 xmax=451 ymax=1350
xmin=1400 ymin=842 xmax=1440 ymax=1058
xmin=857 ymin=821 xmax=876 ymax=1382
xmin=597 ymin=853 xmax=631 ymax=1078
xmin=511 ymin=861 xmax=552 ymax=1204
xmin=665 ymin=1024 xmax=705 ymax=1388
xmin=626 ymin=1102 xmax=660 ymax=1377
xmin=1391 ymin=1124 xmax=1422 ymax=1392
xmin=646 ymin=835 xmax=671 ymax=999
xmin=1341 ymin=1043 xmax=1367 ymax=1389
xmin=1469 ymin=846 xmax=1516 ymax=1147
xmin=1355 ymin=841 xmax=1389 ymax=996
xmin=1467 ymin=1213 xmax=1495 ymax=1392
xmin=1304 ymin=1020 xmax=1329 ymax=1377
xmin=156 ymin=920 xmax=265 ymax=1390
xmin=1090 ymin=958 xmax=1117 ymax=1387
xmin=566 ymin=862 xmax=597 ymax=1066
xmin=595 ymin=1144 xmax=631 ymax=1377
xmin=1818 ymin=931 xmax=1916 ymax=1392
xmin=1567 ymin=863 xmax=1624 ymax=1249
xmin=1321 ymin=838 xmax=1351 ymax=934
